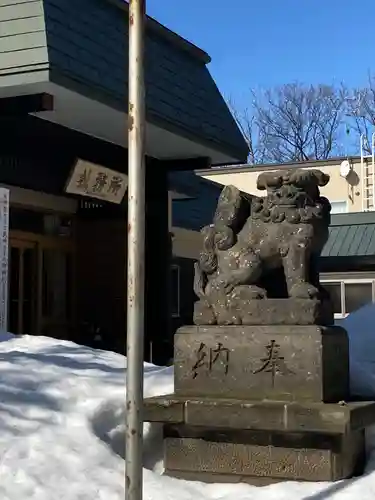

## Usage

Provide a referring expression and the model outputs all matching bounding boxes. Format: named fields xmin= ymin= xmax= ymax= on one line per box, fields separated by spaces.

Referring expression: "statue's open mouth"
xmin=274 ymin=201 xmax=299 ymax=208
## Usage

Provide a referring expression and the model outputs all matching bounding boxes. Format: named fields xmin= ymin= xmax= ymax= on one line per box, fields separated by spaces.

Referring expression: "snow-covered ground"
xmin=0 ymin=304 xmax=375 ymax=499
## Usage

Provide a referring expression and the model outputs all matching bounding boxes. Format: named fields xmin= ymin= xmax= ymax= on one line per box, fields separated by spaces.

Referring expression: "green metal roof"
xmin=322 ymin=212 xmax=375 ymax=258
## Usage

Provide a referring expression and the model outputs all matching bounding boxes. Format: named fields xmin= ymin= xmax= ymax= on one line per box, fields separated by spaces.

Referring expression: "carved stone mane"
xmin=194 ymin=185 xmax=250 ymax=297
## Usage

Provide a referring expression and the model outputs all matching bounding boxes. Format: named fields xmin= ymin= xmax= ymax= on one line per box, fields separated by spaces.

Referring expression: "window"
xmin=323 ymin=282 xmax=342 ymax=315
xmin=345 ymin=283 xmax=372 ymax=314
xmin=322 ymin=279 xmax=375 ymax=318
xmin=330 ymin=201 xmax=348 ymax=214
xmin=170 ymin=265 xmax=180 ymax=317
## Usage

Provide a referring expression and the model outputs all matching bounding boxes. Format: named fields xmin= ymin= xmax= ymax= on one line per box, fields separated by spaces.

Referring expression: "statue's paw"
xmin=232 ymin=285 xmax=267 ymax=300
xmin=224 ymin=282 xmax=236 ymax=294
xmin=209 ymin=277 xmax=237 ymax=295
xmin=217 ymin=314 xmax=242 ymax=326
xmin=248 ymin=285 xmax=267 ymax=299
xmin=208 ymin=277 xmax=227 ymax=293
xmin=290 ymin=282 xmax=319 ymax=299
xmin=193 ymin=301 xmax=217 ymax=325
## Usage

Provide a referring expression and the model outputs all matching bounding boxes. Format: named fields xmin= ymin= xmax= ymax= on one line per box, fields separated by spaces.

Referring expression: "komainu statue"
xmin=193 ymin=168 xmax=333 ymax=326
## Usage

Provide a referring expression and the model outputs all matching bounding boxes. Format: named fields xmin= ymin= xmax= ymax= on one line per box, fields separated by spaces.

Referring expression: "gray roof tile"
xmin=322 ymin=213 xmax=375 ymax=257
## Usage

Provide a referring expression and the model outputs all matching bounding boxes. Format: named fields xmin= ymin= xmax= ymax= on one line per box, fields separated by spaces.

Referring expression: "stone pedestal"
xmin=174 ymin=325 xmax=349 ymax=402
xmin=164 ymin=427 xmax=364 ymax=483
xmin=143 ymin=325 xmax=375 ymax=484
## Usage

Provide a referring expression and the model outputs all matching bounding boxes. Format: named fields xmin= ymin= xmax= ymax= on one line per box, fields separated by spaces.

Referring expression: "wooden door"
xmin=9 ymin=231 xmax=75 ymax=338
xmin=40 ymin=245 xmax=75 ymax=339
xmin=9 ymin=238 xmax=37 ymax=335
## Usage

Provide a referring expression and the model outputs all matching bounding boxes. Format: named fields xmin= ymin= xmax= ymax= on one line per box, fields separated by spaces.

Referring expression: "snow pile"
xmin=0 ymin=302 xmax=374 ymax=499
xmin=0 ymin=334 xmax=172 ymax=499
xmin=337 ymin=304 xmax=375 ymax=398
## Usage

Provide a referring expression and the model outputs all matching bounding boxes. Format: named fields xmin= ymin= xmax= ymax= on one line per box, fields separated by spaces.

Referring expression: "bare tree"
xmin=230 ymin=83 xmax=348 ymax=164
xmin=227 ymin=97 xmax=266 ymax=164
xmin=346 ymin=75 xmax=375 ymax=154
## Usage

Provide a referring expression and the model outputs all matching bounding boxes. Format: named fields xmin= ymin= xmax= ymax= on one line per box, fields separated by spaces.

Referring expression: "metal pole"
xmin=126 ymin=1 xmax=146 ymax=500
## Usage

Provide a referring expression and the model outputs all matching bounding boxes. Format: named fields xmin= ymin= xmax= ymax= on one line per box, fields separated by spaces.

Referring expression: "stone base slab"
xmin=174 ymin=325 xmax=349 ymax=402
xmin=163 ymin=425 xmax=365 ymax=483
xmin=194 ymin=298 xmax=333 ymax=326
xmin=163 ymin=470 xmax=288 ymax=486
xmin=144 ymin=395 xmax=375 ymax=434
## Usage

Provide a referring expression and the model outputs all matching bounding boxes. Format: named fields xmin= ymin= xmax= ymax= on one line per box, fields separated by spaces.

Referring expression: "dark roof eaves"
xmin=105 ymin=0 xmax=211 ymax=64
xmin=330 ymin=212 xmax=375 ymax=227
xmin=147 ymin=110 xmax=249 ymax=163
xmin=49 ymin=69 xmax=247 ymax=161
xmin=196 ymin=155 xmax=365 ymax=176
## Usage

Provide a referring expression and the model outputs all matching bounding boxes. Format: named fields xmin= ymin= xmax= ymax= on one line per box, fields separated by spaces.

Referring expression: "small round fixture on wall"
xmin=339 ymin=160 xmax=351 ymax=178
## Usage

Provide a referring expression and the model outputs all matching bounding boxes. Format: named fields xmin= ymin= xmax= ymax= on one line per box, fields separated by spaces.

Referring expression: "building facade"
xmin=320 ymin=211 xmax=375 ymax=320
xmin=197 ymin=155 xmax=375 ymax=214
xmin=0 ymin=0 xmax=247 ymax=364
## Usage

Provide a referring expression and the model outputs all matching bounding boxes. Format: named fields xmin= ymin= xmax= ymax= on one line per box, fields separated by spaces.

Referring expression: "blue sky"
xmin=147 ymin=0 xmax=375 ymax=109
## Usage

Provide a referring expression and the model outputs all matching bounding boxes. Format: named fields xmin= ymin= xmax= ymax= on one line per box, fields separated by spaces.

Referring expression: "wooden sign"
xmin=65 ymin=159 xmax=128 ymax=204
xmin=0 ymin=188 xmax=9 ymax=332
